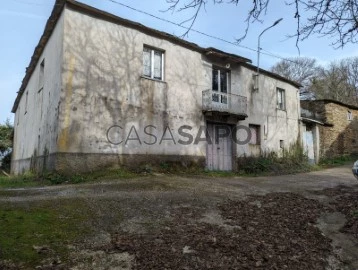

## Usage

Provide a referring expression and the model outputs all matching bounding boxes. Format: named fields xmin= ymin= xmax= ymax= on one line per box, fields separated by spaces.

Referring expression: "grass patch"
xmin=318 ymin=154 xmax=358 ymax=168
xmin=1 ymin=152 xmax=356 ymax=189
xmin=201 ymin=170 xmax=237 ymax=177
xmin=0 ymin=199 xmax=92 ymax=267
xmin=0 ymin=173 xmax=44 ymax=189
xmin=43 ymin=167 xmax=138 ymax=185
xmin=0 ymin=167 xmax=138 ymax=189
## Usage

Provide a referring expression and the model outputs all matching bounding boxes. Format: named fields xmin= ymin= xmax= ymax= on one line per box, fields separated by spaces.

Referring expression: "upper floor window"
xmin=348 ymin=110 xmax=353 ymax=121
xmin=277 ymin=88 xmax=286 ymax=110
xmin=212 ymin=68 xmax=230 ymax=104
xmin=24 ymin=91 xmax=28 ymax=115
xmin=143 ymin=46 xmax=164 ymax=80
xmin=39 ymin=59 xmax=45 ymax=90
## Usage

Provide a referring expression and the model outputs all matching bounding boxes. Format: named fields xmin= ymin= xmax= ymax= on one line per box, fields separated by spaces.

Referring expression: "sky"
xmin=1 ymin=0 xmax=357 ymax=124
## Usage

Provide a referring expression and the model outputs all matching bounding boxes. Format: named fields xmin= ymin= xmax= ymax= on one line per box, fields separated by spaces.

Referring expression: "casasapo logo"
xmin=106 ymin=124 xmax=252 ymax=145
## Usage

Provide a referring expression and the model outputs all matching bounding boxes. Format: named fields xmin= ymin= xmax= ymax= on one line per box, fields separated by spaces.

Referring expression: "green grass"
xmin=1 ymin=153 xmax=357 ymax=189
xmin=318 ymin=154 xmax=358 ymax=168
xmin=201 ymin=170 xmax=237 ymax=177
xmin=0 ymin=167 xmax=138 ymax=189
xmin=0 ymin=173 xmax=44 ymax=188
xmin=0 ymin=199 xmax=92 ymax=267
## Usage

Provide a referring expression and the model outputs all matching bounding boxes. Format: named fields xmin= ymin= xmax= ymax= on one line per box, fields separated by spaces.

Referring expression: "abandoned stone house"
xmin=301 ymin=99 xmax=358 ymax=163
xmin=11 ymin=0 xmax=301 ymax=174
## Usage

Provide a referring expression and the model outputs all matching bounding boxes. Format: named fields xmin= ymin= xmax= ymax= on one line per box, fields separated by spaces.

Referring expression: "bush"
xmin=237 ymin=142 xmax=310 ymax=176
xmin=1 ymin=151 xmax=12 ymax=173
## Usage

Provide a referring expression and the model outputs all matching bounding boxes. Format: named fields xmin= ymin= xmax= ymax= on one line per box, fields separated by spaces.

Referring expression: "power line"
xmin=104 ymin=0 xmax=299 ymax=64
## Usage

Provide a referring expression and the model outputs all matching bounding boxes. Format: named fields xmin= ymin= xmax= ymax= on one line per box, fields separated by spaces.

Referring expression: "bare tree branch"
xmin=165 ymin=0 xmax=358 ymax=48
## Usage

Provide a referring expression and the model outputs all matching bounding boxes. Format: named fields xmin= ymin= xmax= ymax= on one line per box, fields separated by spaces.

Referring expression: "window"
xmin=143 ymin=46 xmax=164 ymax=80
xmin=17 ymin=107 xmax=20 ymax=126
xmin=212 ymin=68 xmax=230 ymax=104
xmin=39 ymin=59 xmax=45 ymax=90
xmin=277 ymin=88 xmax=285 ymax=110
xmin=24 ymin=91 xmax=28 ymax=115
xmin=348 ymin=111 xmax=353 ymax=121
xmin=280 ymin=140 xmax=284 ymax=149
xmin=249 ymin=124 xmax=260 ymax=145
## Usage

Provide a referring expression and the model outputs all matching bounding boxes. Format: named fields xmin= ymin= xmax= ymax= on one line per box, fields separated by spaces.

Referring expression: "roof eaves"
xmin=241 ymin=62 xmax=302 ymax=88
xmin=316 ymin=99 xmax=358 ymax=110
xmin=11 ymin=0 xmax=66 ymax=113
xmin=12 ymin=0 xmax=296 ymax=114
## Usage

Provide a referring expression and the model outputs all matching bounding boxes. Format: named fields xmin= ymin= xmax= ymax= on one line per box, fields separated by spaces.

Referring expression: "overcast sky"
xmin=1 ymin=0 xmax=357 ymax=123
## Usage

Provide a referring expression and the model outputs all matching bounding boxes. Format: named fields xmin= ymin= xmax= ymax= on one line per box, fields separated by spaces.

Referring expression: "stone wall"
xmin=301 ymin=100 xmax=358 ymax=159
xmin=319 ymin=102 xmax=358 ymax=158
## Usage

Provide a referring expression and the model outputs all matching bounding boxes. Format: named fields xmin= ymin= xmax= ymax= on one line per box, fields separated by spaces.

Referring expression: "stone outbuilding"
xmin=301 ymin=99 xmax=358 ymax=161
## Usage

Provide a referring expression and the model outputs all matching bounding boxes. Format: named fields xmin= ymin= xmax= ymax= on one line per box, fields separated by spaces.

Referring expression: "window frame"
xmin=142 ymin=46 xmax=164 ymax=81
xmin=276 ymin=88 xmax=286 ymax=110
xmin=39 ymin=59 xmax=45 ymax=91
xmin=212 ymin=67 xmax=230 ymax=105
xmin=347 ymin=110 xmax=353 ymax=121
xmin=212 ymin=68 xmax=230 ymax=93
xmin=24 ymin=91 xmax=28 ymax=115
xmin=249 ymin=124 xmax=261 ymax=145
xmin=280 ymin=140 xmax=284 ymax=149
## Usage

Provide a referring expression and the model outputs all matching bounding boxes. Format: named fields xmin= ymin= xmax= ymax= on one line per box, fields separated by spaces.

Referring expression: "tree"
xmin=270 ymin=57 xmax=320 ymax=96
xmin=270 ymin=56 xmax=358 ymax=104
xmin=0 ymin=119 xmax=13 ymax=172
xmin=0 ymin=119 xmax=13 ymax=154
xmin=309 ymin=58 xmax=358 ymax=105
xmin=166 ymin=0 xmax=358 ymax=48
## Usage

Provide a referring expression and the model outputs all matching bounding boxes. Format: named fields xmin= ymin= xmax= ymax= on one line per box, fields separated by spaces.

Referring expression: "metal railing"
xmin=202 ymin=89 xmax=247 ymax=116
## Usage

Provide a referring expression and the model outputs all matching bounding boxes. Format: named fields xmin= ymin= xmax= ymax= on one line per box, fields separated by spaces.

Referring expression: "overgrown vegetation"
xmin=0 ymin=167 xmax=137 ymax=188
xmin=0 ymin=119 xmax=13 ymax=173
xmin=236 ymin=143 xmax=311 ymax=176
xmin=0 ymin=148 xmax=356 ymax=189
xmin=318 ymin=154 xmax=358 ymax=167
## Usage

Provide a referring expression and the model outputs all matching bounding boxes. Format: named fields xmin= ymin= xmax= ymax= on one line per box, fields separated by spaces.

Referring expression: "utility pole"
xmin=254 ymin=18 xmax=283 ymax=91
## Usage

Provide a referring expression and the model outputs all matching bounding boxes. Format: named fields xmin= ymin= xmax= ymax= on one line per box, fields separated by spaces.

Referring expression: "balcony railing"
xmin=202 ymin=89 xmax=247 ymax=116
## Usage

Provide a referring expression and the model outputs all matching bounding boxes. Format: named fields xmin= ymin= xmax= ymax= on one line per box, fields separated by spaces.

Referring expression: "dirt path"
xmin=1 ymin=165 xmax=358 ymax=269
xmin=0 ymin=165 xmax=355 ymax=202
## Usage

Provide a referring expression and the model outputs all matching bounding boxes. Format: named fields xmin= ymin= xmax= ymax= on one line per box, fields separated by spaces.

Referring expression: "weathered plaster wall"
xmin=235 ymin=67 xmax=300 ymax=157
xmin=57 ymin=7 xmax=209 ymax=170
xmin=12 ymin=5 xmax=301 ymax=174
xmin=57 ymin=7 xmax=300 ymax=171
xmin=11 ymin=12 xmax=64 ymax=174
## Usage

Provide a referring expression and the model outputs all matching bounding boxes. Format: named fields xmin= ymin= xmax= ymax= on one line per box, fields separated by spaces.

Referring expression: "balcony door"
xmin=212 ymin=68 xmax=230 ymax=107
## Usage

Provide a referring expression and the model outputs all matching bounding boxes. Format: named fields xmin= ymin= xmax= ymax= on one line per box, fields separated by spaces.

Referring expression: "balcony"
xmin=202 ymin=89 xmax=247 ymax=117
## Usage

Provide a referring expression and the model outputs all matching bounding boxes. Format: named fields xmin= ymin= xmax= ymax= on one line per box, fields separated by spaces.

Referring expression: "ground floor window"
xmin=249 ymin=124 xmax=260 ymax=145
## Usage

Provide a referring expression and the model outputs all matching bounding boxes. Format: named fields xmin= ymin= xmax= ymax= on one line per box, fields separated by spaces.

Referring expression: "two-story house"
xmin=11 ymin=0 xmax=301 ymax=174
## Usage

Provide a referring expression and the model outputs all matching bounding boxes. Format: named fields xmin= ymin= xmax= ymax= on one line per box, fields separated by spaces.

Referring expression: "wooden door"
xmin=206 ymin=123 xmax=233 ymax=171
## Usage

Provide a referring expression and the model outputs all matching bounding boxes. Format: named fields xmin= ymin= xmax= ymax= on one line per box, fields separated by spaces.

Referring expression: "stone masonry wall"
xmin=319 ymin=103 xmax=358 ymax=158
